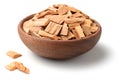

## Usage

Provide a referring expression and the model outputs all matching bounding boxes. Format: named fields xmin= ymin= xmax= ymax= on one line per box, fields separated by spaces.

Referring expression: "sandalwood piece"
xmin=67 ymin=6 xmax=79 ymax=12
xmin=23 ymin=18 xmax=49 ymax=33
xmin=47 ymin=10 xmax=58 ymax=15
xmin=44 ymin=15 xmax=53 ymax=19
xmin=48 ymin=6 xmax=57 ymax=11
xmin=69 ymin=23 xmax=85 ymax=38
xmin=81 ymin=12 xmax=89 ymax=18
xmin=15 ymin=62 xmax=25 ymax=71
xmin=32 ymin=13 xmax=39 ymax=20
xmin=58 ymin=5 xmax=68 ymax=15
xmin=44 ymin=22 xmax=53 ymax=33
xmin=53 ymin=4 xmax=63 ymax=9
xmin=75 ymin=25 xmax=85 ymax=39
xmin=82 ymin=26 xmax=91 ymax=36
xmin=6 ymin=51 xmax=22 ymax=59
xmin=16 ymin=62 xmax=30 ymax=74
xmin=34 ymin=10 xmax=48 ymax=19
xmin=38 ymin=30 xmax=60 ymax=40
xmin=81 ymin=19 xmax=93 ymax=27
xmin=66 ymin=11 xmax=72 ymax=17
xmin=45 ymin=22 xmax=62 ymax=35
xmin=90 ymin=23 xmax=98 ymax=33
xmin=33 ymin=18 xmax=50 ymax=27
xmin=49 ymin=15 xmax=67 ymax=24
xmin=47 ymin=6 xmax=58 ymax=15
xmin=60 ymin=23 xmax=68 ymax=36
xmin=30 ymin=32 xmax=42 ymax=38
xmin=72 ymin=12 xmax=83 ymax=18
xmin=71 ymin=29 xmax=79 ymax=39
xmin=29 ymin=26 xmax=43 ymax=34
xmin=61 ymin=31 xmax=75 ymax=40
xmin=64 ymin=17 xmax=85 ymax=24
xmin=90 ymin=26 xmax=98 ymax=33
xmin=23 ymin=20 xmax=33 ymax=33
xmin=5 ymin=62 xmax=17 ymax=71
xmin=53 ymin=25 xmax=62 ymax=35
xmin=68 ymin=23 xmax=80 ymax=29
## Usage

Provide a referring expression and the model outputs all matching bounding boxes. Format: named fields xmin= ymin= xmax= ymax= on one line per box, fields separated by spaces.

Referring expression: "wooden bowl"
xmin=18 ymin=14 xmax=102 ymax=59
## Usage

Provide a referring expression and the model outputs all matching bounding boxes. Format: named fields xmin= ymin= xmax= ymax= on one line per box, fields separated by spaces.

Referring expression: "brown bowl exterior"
xmin=18 ymin=14 xmax=102 ymax=59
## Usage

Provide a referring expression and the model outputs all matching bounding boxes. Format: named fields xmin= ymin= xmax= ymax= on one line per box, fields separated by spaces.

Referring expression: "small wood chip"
xmin=49 ymin=15 xmax=67 ymax=24
xmin=60 ymin=23 xmax=69 ymax=36
xmin=23 ymin=20 xmax=33 ymax=33
xmin=44 ymin=22 xmax=54 ymax=33
xmin=68 ymin=23 xmax=80 ymax=30
xmin=58 ymin=5 xmax=68 ymax=15
xmin=38 ymin=30 xmax=60 ymax=40
xmin=66 ymin=11 xmax=72 ymax=17
xmin=29 ymin=26 xmax=43 ymax=34
xmin=67 ymin=6 xmax=79 ymax=12
xmin=45 ymin=22 xmax=62 ymax=35
xmin=23 ymin=18 xmax=49 ymax=33
xmin=72 ymin=12 xmax=83 ymax=18
xmin=71 ymin=29 xmax=79 ymax=39
xmin=82 ymin=26 xmax=91 ymax=36
xmin=90 ymin=23 xmax=98 ymax=33
xmin=53 ymin=25 xmax=62 ymax=36
xmin=48 ymin=6 xmax=57 ymax=11
xmin=30 ymin=32 xmax=42 ymax=38
xmin=75 ymin=25 xmax=85 ymax=39
xmin=33 ymin=18 xmax=50 ymax=27
xmin=81 ymin=19 xmax=93 ymax=27
xmin=6 ymin=51 xmax=22 ymax=59
xmin=64 ymin=17 xmax=85 ymax=24
xmin=15 ymin=62 xmax=30 ymax=74
xmin=53 ymin=4 xmax=62 ymax=9
xmin=47 ymin=6 xmax=58 ymax=15
xmin=5 ymin=62 xmax=17 ymax=71
xmin=34 ymin=10 xmax=48 ymax=19
xmin=61 ymin=31 xmax=75 ymax=40
xmin=44 ymin=15 xmax=53 ymax=19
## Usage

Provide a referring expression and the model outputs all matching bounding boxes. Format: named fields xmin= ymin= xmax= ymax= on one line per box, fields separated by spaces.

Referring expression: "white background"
xmin=0 ymin=0 xmax=119 ymax=80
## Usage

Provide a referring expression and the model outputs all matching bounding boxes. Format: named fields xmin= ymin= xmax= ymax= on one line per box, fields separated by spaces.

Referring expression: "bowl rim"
xmin=18 ymin=14 xmax=102 ymax=43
